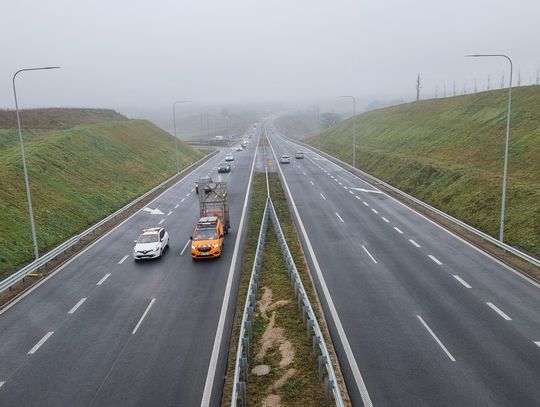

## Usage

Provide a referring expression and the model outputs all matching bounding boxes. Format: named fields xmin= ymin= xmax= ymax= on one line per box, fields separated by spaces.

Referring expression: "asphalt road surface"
xmin=0 ymin=128 xmax=259 ymax=407
xmin=267 ymin=122 xmax=540 ymax=407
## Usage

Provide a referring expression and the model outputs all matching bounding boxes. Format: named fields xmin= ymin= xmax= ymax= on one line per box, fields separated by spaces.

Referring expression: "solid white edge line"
xmin=200 ymin=131 xmax=260 ymax=407
xmin=285 ymin=138 xmax=540 ymax=289
xmin=486 ymin=302 xmax=512 ymax=320
xmin=362 ymin=245 xmax=378 ymax=264
xmin=428 ymin=255 xmax=442 ymax=265
xmin=68 ymin=297 xmax=87 ymax=314
xmin=180 ymin=239 xmax=191 ymax=256
xmin=96 ymin=273 xmax=111 ymax=286
xmin=117 ymin=255 xmax=129 ymax=264
xmin=132 ymin=298 xmax=156 ymax=334
xmin=267 ymin=133 xmax=373 ymax=407
xmin=320 ymin=193 xmax=326 ymax=200
xmin=335 ymin=212 xmax=345 ymax=223
xmin=27 ymin=331 xmax=54 ymax=355
xmin=394 ymin=227 xmax=403 ymax=234
xmin=534 ymin=341 xmax=540 ymax=347
xmin=409 ymin=239 xmax=421 ymax=248
xmin=453 ymin=275 xmax=472 ymax=288
xmin=417 ymin=315 xmax=456 ymax=362
xmin=0 ymin=152 xmax=223 ymax=317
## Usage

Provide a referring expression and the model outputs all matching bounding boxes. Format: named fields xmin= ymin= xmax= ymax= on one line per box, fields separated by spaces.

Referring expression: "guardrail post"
xmin=307 ymin=318 xmax=314 ymax=338
xmin=240 ymin=356 xmax=249 ymax=382
xmin=238 ymin=381 xmax=247 ymax=407
xmin=312 ymin=335 xmax=321 ymax=356
xmin=324 ymin=378 xmax=333 ymax=401
xmin=318 ymin=355 xmax=327 ymax=380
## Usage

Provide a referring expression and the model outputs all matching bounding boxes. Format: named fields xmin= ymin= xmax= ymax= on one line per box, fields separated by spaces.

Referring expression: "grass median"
xmin=222 ymin=172 xmax=349 ymax=406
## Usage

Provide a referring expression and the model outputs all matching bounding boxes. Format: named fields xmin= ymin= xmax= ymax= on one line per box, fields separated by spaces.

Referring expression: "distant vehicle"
xmin=218 ymin=162 xmax=231 ymax=173
xmin=191 ymin=181 xmax=229 ymax=259
xmin=215 ymin=135 xmax=223 ymax=141
xmin=295 ymin=152 xmax=304 ymax=159
xmin=280 ymin=154 xmax=290 ymax=164
xmin=235 ymin=146 xmax=243 ymax=151
xmin=133 ymin=227 xmax=169 ymax=260
xmin=241 ymin=141 xmax=247 ymax=148
xmin=225 ymin=154 xmax=234 ymax=161
xmin=195 ymin=176 xmax=213 ymax=194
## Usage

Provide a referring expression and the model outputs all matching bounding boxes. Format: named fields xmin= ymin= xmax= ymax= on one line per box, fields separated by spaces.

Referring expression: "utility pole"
xmin=453 ymin=80 xmax=456 ymax=96
xmin=474 ymin=78 xmax=478 ymax=93
xmin=536 ymin=67 xmax=539 ymax=85
xmin=487 ymin=75 xmax=491 ymax=90
xmin=517 ymin=70 xmax=521 ymax=86
xmin=416 ymin=73 xmax=421 ymax=101
xmin=443 ymin=83 xmax=447 ymax=97
xmin=500 ymin=72 xmax=505 ymax=88
xmin=435 ymin=86 xmax=438 ymax=98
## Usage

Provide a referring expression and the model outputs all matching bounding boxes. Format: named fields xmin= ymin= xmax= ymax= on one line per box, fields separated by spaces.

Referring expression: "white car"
xmin=280 ymin=154 xmax=290 ymax=164
xmin=225 ymin=154 xmax=234 ymax=161
xmin=133 ymin=227 xmax=169 ymax=260
xmin=235 ymin=146 xmax=243 ymax=151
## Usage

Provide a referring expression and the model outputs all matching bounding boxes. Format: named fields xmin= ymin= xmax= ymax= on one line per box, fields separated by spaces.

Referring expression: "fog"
xmin=1 ymin=0 xmax=540 ymax=122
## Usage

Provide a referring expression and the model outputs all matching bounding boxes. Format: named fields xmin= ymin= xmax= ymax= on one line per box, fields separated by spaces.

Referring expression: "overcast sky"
xmin=1 ymin=0 xmax=540 ymax=113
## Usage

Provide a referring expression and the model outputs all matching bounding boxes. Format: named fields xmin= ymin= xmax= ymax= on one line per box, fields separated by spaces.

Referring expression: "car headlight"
xmin=212 ymin=243 xmax=219 ymax=248
xmin=191 ymin=245 xmax=197 ymax=250
xmin=153 ymin=247 xmax=160 ymax=252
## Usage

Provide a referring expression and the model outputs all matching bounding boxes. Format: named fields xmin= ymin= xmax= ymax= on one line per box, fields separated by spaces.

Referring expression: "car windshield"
xmin=138 ymin=233 xmax=159 ymax=243
xmin=193 ymin=228 xmax=218 ymax=240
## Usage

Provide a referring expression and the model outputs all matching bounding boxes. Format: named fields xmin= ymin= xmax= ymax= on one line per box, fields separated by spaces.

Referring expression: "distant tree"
xmin=320 ymin=112 xmax=342 ymax=128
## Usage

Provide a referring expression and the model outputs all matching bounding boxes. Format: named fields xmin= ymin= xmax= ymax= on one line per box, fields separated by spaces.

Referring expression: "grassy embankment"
xmin=0 ymin=109 xmax=203 ymax=278
xmin=223 ymin=172 xmax=344 ymax=406
xmin=296 ymin=86 xmax=540 ymax=257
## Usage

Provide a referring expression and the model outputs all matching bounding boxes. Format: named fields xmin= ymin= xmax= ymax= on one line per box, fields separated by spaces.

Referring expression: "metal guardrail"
xmin=0 ymin=151 xmax=218 ymax=295
xmin=231 ymin=197 xmax=270 ymax=407
xmin=231 ymin=196 xmax=344 ymax=407
xmin=288 ymin=137 xmax=540 ymax=269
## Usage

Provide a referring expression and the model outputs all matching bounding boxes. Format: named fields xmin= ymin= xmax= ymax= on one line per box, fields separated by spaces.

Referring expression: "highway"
xmin=0 ymin=128 xmax=259 ymax=406
xmin=267 ymin=123 xmax=540 ymax=407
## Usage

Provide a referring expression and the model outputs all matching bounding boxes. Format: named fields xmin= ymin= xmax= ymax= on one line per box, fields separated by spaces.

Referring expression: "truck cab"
xmin=191 ymin=216 xmax=224 ymax=259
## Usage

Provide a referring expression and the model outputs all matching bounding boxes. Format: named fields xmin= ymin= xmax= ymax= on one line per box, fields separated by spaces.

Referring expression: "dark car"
xmin=218 ymin=163 xmax=231 ymax=173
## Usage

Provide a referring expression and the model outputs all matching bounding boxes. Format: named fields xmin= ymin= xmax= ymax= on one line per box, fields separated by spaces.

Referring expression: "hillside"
xmin=301 ymin=86 xmax=540 ymax=257
xmin=0 ymin=108 xmax=126 ymax=129
xmin=0 ymin=110 xmax=203 ymax=277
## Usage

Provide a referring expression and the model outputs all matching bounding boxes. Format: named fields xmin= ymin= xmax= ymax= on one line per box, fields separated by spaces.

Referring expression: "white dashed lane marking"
xmin=28 ymin=332 xmax=54 ymax=355
xmin=453 ymin=275 xmax=472 ymax=288
xmin=428 ymin=255 xmax=442 ymax=265
xmin=96 ymin=273 xmax=111 ymax=286
xmin=486 ymin=302 xmax=512 ymax=321
xmin=409 ymin=239 xmax=421 ymax=248
xmin=117 ymin=255 xmax=129 ymax=264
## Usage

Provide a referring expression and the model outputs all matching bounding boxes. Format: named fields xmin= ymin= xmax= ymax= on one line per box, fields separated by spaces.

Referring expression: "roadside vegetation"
xmin=223 ymin=172 xmax=348 ymax=406
xmin=291 ymin=86 xmax=540 ymax=257
xmin=0 ymin=109 xmax=203 ymax=278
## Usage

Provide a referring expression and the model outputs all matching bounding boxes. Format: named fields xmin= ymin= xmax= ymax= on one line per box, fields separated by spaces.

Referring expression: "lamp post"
xmin=466 ymin=54 xmax=513 ymax=242
xmin=13 ymin=66 xmax=60 ymax=260
xmin=172 ymin=100 xmax=189 ymax=173
xmin=340 ymin=95 xmax=357 ymax=168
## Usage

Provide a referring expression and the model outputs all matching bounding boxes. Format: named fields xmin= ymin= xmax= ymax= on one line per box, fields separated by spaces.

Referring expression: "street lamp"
xmin=13 ymin=66 xmax=61 ymax=260
xmin=340 ymin=95 xmax=357 ymax=168
xmin=466 ymin=54 xmax=513 ymax=242
xmin=172 ymin=100 xmax=189 ymax=173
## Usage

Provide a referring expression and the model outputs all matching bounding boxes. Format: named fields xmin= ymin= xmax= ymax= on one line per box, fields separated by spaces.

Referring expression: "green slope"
xmin=304 ymin=86 xmax=540 ymax=257
xmin=0 ymin=115 xmax=203 ymax=277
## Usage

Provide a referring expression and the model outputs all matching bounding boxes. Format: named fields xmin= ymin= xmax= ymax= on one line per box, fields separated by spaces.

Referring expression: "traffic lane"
xmin=88 ymin=250 xmax=234 ymax=406
xmin=0 ymin=155 xmax=216 ymax=374
xmin=294 ymin=140 xmax=540 ymax=341
xmin=0 ymin=144 xmax=255 ymax=395
xmin=272 ymin=135 xmax=540 ymax=405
